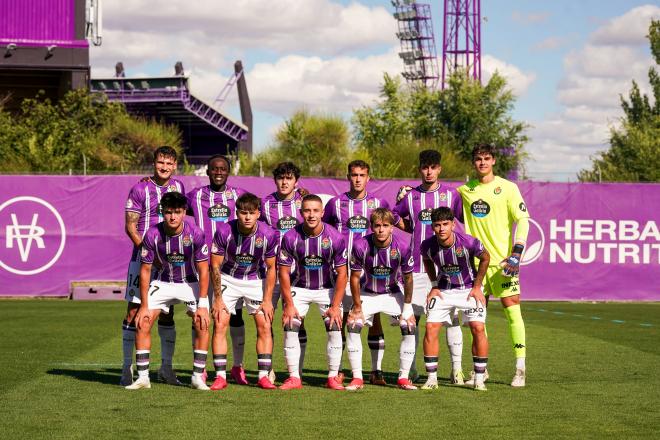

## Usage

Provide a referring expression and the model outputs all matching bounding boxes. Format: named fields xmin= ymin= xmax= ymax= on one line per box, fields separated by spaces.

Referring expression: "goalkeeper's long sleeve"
xmin=514 ymin=217 xmax=530 ymax=245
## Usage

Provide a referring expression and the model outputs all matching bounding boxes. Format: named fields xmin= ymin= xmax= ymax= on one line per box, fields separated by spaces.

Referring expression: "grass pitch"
xmin=1 ymin=300 xmax=658 ymax=439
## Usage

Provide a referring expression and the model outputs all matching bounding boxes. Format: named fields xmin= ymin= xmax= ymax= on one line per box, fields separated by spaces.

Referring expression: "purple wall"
xmin=1 ymin=175 xmax=658 ymax=301
xmin=0 ymin=0 xmax=87 ymax=47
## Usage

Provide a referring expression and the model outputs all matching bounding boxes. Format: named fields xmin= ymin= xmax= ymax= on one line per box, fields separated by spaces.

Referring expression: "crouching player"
xmin=126 ymin=192 xmax=211 ymax=391
xmin=278 ymin=195 xmax=348 ymax=390
xmin=345 ymin=208 xmax=418 ymax=391
xmin=209 ymin=193 xmax=279 ymax=390
xmin=421 ymin=207 xmax=490 ymax=391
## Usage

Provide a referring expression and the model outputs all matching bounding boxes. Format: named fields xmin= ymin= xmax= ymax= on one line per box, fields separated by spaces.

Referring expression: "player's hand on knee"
xmin=347 ymin=308 xmax=364 ymax=331
xmin=396 ymin=185 xmax=413 ymax=202
xmin=135 ymin=306 xmax=151 ymax=330
xmin=211 ymin=300 xmax=229 ymax=323
xmin=400 ymin=302 xmax=416 ymax=332
xmin=467 ymin=287 xmax=486 ymax=308
xmin=324 ymin=305 xmax=343 ymax=330
xmin=282 ymin=305 xmax=300 ymax=328
xmin=195 ymin=307 xmax=210 ymax=331
xmin=258 ymin=302 xmax=274 ymax=325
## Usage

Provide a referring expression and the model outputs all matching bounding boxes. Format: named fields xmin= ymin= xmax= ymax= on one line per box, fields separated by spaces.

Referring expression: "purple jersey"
xmin=125 ymin=178 xmax=186 ymax=239
xmin=323 ymin=192 xmax=399 ymax=267
xmin=278 ymin=223 xmax=347 ymax=290
xmin=420 ymin=230 xmax=485 ymax=290
xmin=141 ymin=220 xmax=209 ymax=284
xmin=393 ymin=184 xmax=463 ymax=273
xmin=260 ymin=191 xmax=303 ymax=237
xmin=211 ymin=220 xmax=279 ymax=280
xmin=186 ymin=185 xmax=246 ymax=245
xmin=351 ymin=234 xmax=414 ymax=295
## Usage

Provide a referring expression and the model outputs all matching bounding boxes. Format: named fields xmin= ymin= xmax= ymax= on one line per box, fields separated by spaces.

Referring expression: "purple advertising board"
xmin=0 ymin=175 xmax=658 ymax=301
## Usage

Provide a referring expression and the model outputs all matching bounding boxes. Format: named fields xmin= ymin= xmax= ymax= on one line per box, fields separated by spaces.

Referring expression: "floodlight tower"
xmin=392 ymin=1 xmax=440 ymax=89
xmin=441 ymin=0 xmax=481 ymax=88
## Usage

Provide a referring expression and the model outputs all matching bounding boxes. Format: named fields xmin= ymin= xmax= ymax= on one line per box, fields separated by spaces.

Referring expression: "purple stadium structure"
xmin=442 ymin=0 xmax=482 ymax=87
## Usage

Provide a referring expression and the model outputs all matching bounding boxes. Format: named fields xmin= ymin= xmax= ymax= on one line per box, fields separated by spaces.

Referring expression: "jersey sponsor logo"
xmin=390 ymin=248 xmax=400 ymax=259
xmin=166 ymin=252 xmax=185 ymax=267
xmin=182 ymin=235 xmax=192 ymax=247
xmin=207 ymin=203 xmax=230 ymax=222
xmin=519 ymin=202 xmax=527 ymax=212
xmin=370 ymin=265 xmax=393 ymax=279
xmin=367 ymin=199 xmax=376 ymax=209
xmin=235 ymin=253 xmax=255 ymax=267
xmin=255 ymin=237 xmax=264 ymax=248
xmin=455 ymin=247 xmax=465 ymax=257
xmin=470 ymin=199 xmax=490 ymax=218
xmin=439 ymin=192 xmax=447 ymax=202
xmin=494 ymin=187 xmax=502 ymax=195
xmin=441 ymin=264 xmax=462 ymax=275
xmin=347 ymin=215 xmax=368 ymax=233
xmin=418 ymin=208 xmax=433 ymax=225
xmin=501 ymin=280 xmax=520 ymax=289
xmin=277 ymin=216 xmax=298 ymax=231
xmin=125 ymin=199 xmax=134 ymax=209
xmin=302 ymin=255 xmax=323 ymax=270
xmin=321 ymin=237 xmax=331 ymax=249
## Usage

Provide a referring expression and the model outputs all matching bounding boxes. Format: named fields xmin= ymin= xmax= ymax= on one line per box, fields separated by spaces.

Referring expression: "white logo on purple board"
xmin=0 ymin=196 xmax=66 ymax=275
xmin=521 ymin=219 xmax=544 ymax=266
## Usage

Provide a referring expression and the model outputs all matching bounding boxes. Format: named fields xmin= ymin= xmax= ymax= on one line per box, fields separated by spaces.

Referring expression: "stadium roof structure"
xmin=89 ymin=75 xmax=249 ymax=164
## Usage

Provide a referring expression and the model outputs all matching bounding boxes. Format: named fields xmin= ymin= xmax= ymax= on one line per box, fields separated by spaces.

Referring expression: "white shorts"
xmin=426 ymin=288 xmax=487 ymax=326
xmin=359 ymin=292 xmax=404 ymax=327
xmin=412 ymin=272 xmax=432 ymax=315
xmin=291 ymin=287 xmax=342 ymax=318
xmin=125 ymin=258 xmax=159 ymax=305
xmin=221 ymin=275 xmax=265 ymax=315
xmin=147 ymin=280 xmax=200 ymax=314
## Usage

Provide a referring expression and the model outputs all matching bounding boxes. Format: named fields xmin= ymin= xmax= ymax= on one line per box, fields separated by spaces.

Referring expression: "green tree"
xmin=240 ymin=109 xmax=352 ymax=177
xmin=579 ymin=20 xmax=660 ymax=182
xmin=353 ymin=71 xmax=528 ymax=179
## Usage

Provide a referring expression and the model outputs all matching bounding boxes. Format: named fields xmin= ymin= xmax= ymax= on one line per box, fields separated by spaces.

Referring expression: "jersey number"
xmin=148 ymin=285 xmax=160 ymax=297
xmin=427 ymin=297 xmax=437 ymax=310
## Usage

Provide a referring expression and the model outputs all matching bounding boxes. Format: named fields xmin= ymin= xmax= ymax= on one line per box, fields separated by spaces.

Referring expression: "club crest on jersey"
xmin=225 ymin=190 xmax=234 ymax=198
xmin=442 ymin=264 xmax=461 ymax=275
xmin=321 ymin=237 xmax=331 ymax=249
xmin=208 ymin=203 xmax=230 ymax=222
xmin=367 ymin=199 xmax=376 ymax=209
xmin=182 ymin=235 xmax=192 ymax=247
xmin=168 ymin=184 xmax=178 ymax=192
xmin=418 ymin=208 xmax=433 ymax=225
xmin=470 ymin=199 xmax=490 ymax=218
xmin=439 ymin=192 xmax=447 ymax=202
xmin=494 ymin=187 xmax=502 ymax=195
xmin=255 ymin=237 xmax=264 ymax=248
xmin=390 ymin=248 xmax=400 ymax=259
xmin=347 ymin=215 xmax=368 ymax=233
xmin=295 ymin=199 xmax=302 ymax=209
xmin=455 ymin=247 xmax=464 ymax=257
xmin=125 ymin=199 xmax=133 ymax=209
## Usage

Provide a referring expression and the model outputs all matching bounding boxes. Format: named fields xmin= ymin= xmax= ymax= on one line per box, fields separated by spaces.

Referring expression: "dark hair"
xmin=207 ymin=154 xmax=231 ymax=171
xmin=419 ymin=149 xmax=441 ymax=167
xmin=236 ymin=193 xmax=261 ymax=211
xmin=370 ymin=207 xmax=395 ymax=226
xmin=160 ymin=191 xmax=187 ymax=210
xmin=431 ymin=207 xmax=454 ymax=223
xmin=273 ymin=161 xmax=301 ymax=180
xmin=154 ymin=146 xmax=178 ymax=162
xmin=301 ymin=194 xmax=323 ymax=207
xmin=471 ymin=144 xmax=496 ymax=161
xmin=348 ymin=160 xmax=370 ymax=174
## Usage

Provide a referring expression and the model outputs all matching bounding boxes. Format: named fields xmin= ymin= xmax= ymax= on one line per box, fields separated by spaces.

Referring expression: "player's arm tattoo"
xmin=211 ymin=265 xmax=222 ymax=297
xmin=403 ymin=272 xmax=414 ymax=303
xmin=474 ymin=250 xmax=490 ymax=287
xmin=125 ymin=211 xmax=142 ymax=247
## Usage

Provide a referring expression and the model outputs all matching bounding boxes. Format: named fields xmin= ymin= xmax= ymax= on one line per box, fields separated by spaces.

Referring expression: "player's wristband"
xmin=402 ymin=303 xmax=414 ymax=320
xmin=512 ymin=243 xmax=525 ymax=256
xmin=198 ymin=297 xmax=209 ymax=309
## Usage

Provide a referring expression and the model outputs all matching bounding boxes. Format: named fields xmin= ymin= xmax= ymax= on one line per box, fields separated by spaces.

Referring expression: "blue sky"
xmin=90 ymin=1 xmax=659 ymax=180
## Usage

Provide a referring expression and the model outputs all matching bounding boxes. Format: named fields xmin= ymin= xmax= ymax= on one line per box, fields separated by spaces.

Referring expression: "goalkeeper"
xmin=457 ymin=144 xmax=530 ymax=388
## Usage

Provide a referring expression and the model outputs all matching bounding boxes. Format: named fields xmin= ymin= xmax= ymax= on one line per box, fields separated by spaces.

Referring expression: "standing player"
xmin=261 ymin=162 xmax=308 ymax=376
xmin=209 ymin=193 xmax=279 ymax=390
xmin=323 ymin=160 xmax=397 ymax=385
xmin=393 ymin=150 xmax=465 ymax=384
xmin=421 ymin=207 xmax=490 ymax=391
xmin=345 ymin=208 xmax=417 ymax=391
xmin=457 ymin=144 xmax=530 ymax=387
xmin=126 ymin=192 xmax=211 ymax=391
xmin=121 ymin=146 xmax=184 ymax=386
xmin=186 ymin=154 xmax=250 ymax=386
xmin=278 ymin=195 xmax=348 ymax=390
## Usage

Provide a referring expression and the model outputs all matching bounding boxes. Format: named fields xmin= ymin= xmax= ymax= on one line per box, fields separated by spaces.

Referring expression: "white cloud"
xmin=533 ymin=36 xmax=566 ymax=51
xmin=511 ymin=11 xmax=551 ymax=25
xmin=482 ymin=55 xmax=536 ymax=97
xmin=525 ymin=5 xmax=660 ymax=181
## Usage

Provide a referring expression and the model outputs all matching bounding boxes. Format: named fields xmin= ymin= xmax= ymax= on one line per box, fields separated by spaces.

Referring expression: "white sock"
xmin=516 ymin=357 xmax=526 ymax=370
xmin=398 ymin=334 xmax=416 ymax=379
xmin=122 ymin=321 xmax=135 ymax=368
xmin=284 ymin=331 xmax=301 ymax=378
xmin=326 ymin=331 xmax=343 ymax=377
xmin=158 ymin=324 xmax=176 ymax=367
xmin=346 ymin=331 xmax=363 ymax=380
xmin=368 ymin=334 xmax=385 ymax=372
xmin=230 ymin=325 xmax=246 ymax=367
xmin=446 ymin=319 xmax=463 ymax=372
xmin=427 ymin=371 xmax=438 ymax=381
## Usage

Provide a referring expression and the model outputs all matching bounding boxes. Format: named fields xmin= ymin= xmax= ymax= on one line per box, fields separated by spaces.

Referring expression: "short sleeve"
xmin=469 ymin=236 xmax=485 ymax=258
xmin=350 ymin=240 xmax=365 ymax=272
xmin=125 ymin=185 xmax=144 ymax=213
xmin=400 ymin=242 xmax=415 ymax=273
xmin=140 ymin=233 xmax=155 ymax=264
xmin=332 ymin=234 xmax=347 ymax=268
xmin=194 ymin=228 xmax=209 ymax=261
xmin=278 ymin=233 xmax=295 ymax=266
xmin=508 ymin=183 xmax=530 ymax=222
xmin=211 ymin=224 xmax=228 ymax=256
xmin=264 ymin=228 xmax=279 ymax=259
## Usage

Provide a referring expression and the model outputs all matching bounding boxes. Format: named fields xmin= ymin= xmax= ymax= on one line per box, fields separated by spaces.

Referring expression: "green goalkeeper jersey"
xmin=457 ymin=176 xmax=530 ymax=266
